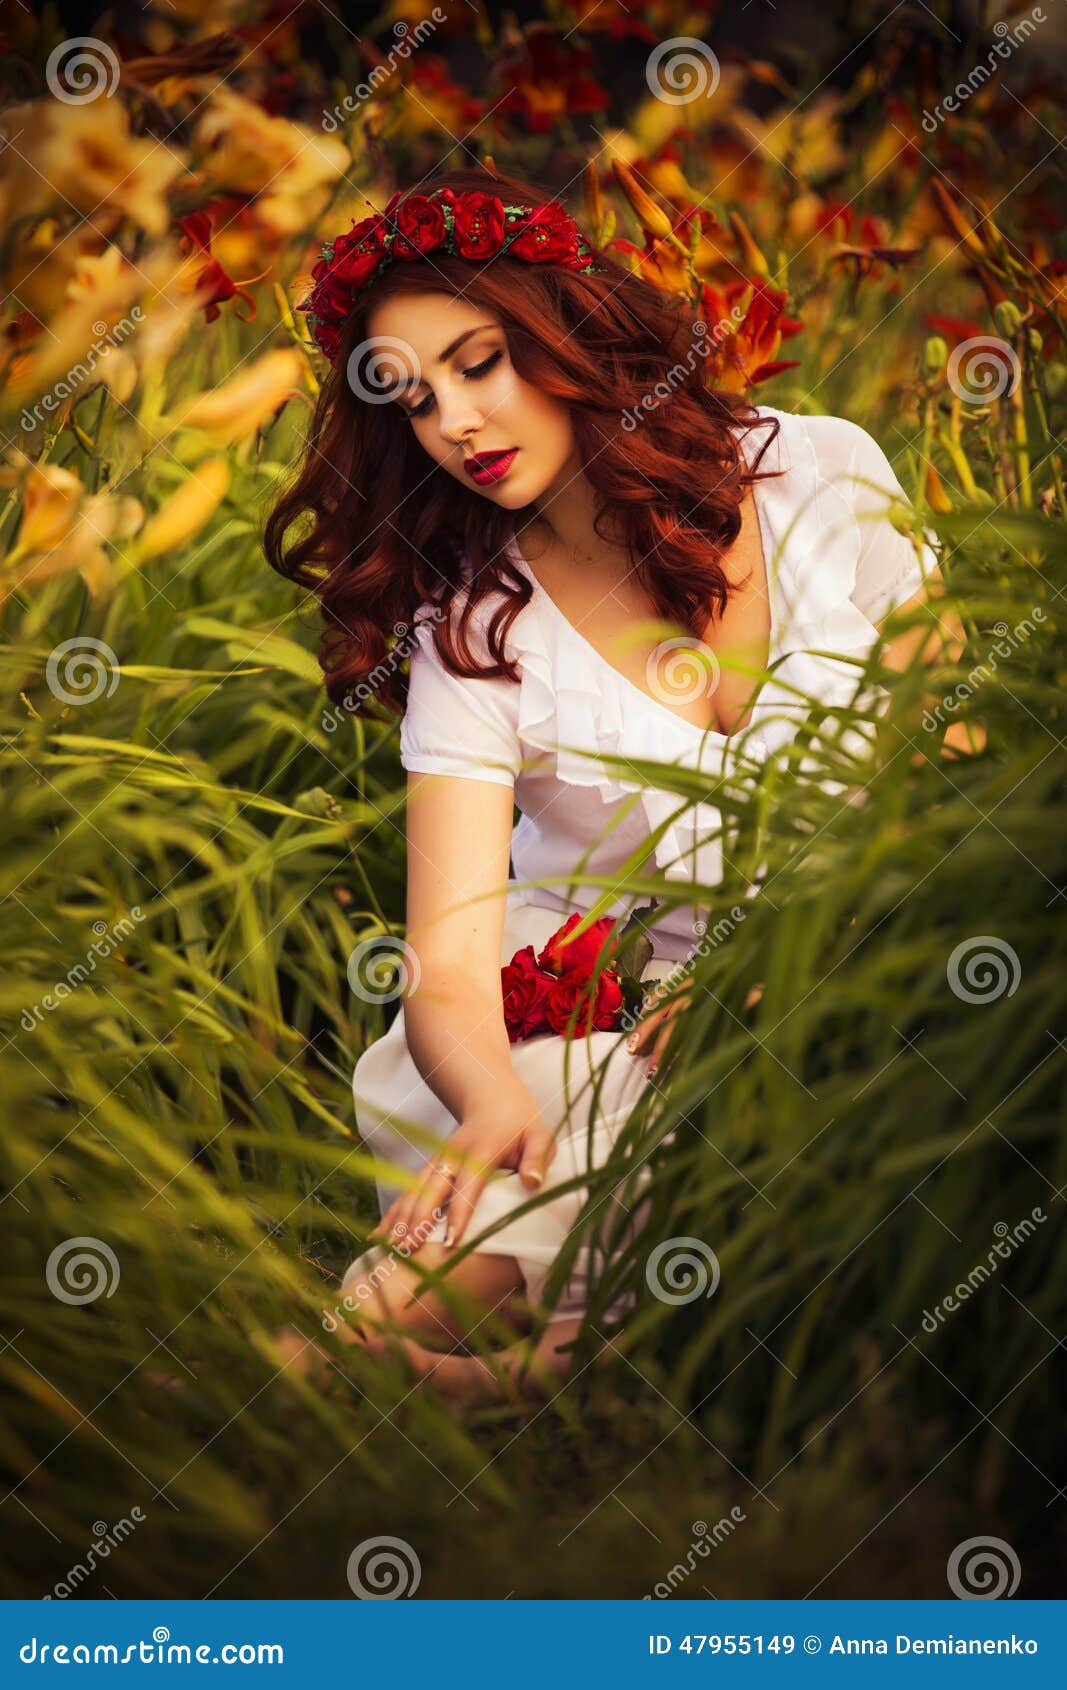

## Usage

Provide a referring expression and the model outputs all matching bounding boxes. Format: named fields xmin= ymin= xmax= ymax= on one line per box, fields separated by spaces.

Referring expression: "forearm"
xmin=402 ymin=972 xmax=524 ymax=1123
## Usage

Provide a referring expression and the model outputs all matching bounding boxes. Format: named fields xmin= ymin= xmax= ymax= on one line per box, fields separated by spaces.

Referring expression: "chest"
xmin=524 ymin=496 xmax=773 ymax=737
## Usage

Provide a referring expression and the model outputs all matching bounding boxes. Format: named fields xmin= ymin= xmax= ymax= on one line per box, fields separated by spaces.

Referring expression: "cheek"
xmin=510 ymin=381 xmax=573 ymax=459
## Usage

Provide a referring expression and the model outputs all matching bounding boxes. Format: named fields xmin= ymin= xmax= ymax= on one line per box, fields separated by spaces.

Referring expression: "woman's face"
xmin=364 ymin=291 xmax=578 ymax=510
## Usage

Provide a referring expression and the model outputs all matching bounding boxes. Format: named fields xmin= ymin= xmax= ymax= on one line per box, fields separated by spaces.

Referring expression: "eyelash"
xmin=406 ymin=348 xmax=503 ymax=421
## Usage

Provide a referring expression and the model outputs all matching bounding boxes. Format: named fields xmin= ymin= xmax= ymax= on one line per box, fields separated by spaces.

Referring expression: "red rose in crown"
xmin=500 ymin=905 xmax=659 ymax=1044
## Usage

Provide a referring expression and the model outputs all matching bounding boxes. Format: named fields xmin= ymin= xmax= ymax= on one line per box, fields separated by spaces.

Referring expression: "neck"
xmin=519 ymin=458 xmax=630 ymax=570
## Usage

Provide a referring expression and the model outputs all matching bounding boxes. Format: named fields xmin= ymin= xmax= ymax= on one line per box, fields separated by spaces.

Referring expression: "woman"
xmin=265 ymin=165 xmax=961 ymax=1405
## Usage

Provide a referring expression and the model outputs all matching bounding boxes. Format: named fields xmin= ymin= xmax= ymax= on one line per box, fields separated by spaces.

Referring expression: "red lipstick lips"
xmin=463 ymin=448 xmax=518 ymax=486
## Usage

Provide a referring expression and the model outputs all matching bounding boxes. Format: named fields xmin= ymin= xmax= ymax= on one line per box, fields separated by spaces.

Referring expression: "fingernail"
xmin=626 ymin=1032 xmax=638 ymax=1050
xmin=646 ymin=1064 xmax=658 ymax=1079
xmin=527 ymin=1170 xmax=544 ymax=1186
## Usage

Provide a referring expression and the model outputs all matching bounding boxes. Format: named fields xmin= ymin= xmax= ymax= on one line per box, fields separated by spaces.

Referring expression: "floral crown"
xmin=298 ymin=185 xmax=603 ymax=365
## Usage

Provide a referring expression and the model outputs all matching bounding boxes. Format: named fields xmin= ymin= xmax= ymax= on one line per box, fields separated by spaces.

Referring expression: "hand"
xmin=625 ymin=976 xmax=695 ymax=1078
xmin=371 ymin=1082 xmax=556 ymax=1254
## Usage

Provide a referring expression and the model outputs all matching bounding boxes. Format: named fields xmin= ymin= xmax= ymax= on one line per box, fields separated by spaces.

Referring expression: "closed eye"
xmin=406 ymin=348 xmax=503 ymax=421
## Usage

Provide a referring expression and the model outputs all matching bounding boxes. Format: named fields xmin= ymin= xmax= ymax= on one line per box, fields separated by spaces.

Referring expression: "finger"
xmin=518 ymin=1123 xmax=556 ymax=1187
xmin=404 ymin=1168 xmax=457 ymax=1250
xmin=627 ymin=1003 xmax=669 ymax=1056
xmin=369 ymin=1196 xmax=405 ymax=1243
xmin=446 ymin=1168 xmax=492 ymax=1246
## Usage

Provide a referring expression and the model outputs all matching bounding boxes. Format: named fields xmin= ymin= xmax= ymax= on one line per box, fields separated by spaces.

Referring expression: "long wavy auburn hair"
xmin=263 ymin=164 xmax=783 ymax=718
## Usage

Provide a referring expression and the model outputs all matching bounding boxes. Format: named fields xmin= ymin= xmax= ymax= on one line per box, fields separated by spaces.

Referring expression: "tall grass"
xmin=3 ymin=404 xmax=1063 ymax=1593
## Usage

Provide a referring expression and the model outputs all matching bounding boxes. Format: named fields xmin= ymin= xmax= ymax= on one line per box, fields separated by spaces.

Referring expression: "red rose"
xmin=309 ymin=240 xmax=384 ymax=327
xmin=507 ymin=202 xmax=581 ymax=265
xmin=501 ymin=946 xmax=554 ymax=1042
xmin=325 ymin=213 xmax=387 ymax=269
xmin=452 ymin=192 xmax=506 ymax=259
xmin=537 ymin=913 xmax=618 ymax=978
xmin=545 ymin=969 xmax=624 ymax=1037
xmin=392 ymin=195 xmax=447 ymax=261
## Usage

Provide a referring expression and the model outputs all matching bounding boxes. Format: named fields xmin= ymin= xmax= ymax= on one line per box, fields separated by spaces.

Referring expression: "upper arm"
xmin=405 ymin=771 xmax=515 ymax=982
xmin=398 ymin=614 xmax=521 ymax=979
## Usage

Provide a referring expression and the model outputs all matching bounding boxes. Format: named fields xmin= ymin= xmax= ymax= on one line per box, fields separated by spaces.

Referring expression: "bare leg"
xmin=275 ymin=1242 xmax=534 ymax=1389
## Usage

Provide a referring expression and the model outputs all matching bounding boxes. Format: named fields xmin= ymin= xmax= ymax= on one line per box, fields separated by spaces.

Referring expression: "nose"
xmin=438 ymin=395 xmax=484 ymax=446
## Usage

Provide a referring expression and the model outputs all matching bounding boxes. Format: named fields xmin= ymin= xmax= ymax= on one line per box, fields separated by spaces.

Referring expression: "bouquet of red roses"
xmin=501 ymin=903 xmax=659 ymax=1044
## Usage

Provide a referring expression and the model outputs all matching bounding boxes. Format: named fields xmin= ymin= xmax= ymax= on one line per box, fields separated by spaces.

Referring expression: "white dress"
xmin=341 ymin=407 xmax=939 ymax=1327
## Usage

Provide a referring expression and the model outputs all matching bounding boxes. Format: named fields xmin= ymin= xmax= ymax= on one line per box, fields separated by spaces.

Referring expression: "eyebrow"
xmin=389 ymin=325 xmax=495 ymax=402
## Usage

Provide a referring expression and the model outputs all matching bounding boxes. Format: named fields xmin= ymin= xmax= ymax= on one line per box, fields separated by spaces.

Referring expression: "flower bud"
xmin=923 ymin=335 xmax=948 ymax=375
xmin=992 ymin=300 xmax=1023 ymax=339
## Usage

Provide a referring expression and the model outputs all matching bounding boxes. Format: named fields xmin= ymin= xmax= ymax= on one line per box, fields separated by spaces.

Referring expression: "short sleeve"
xmin=847 ymin=425 xmax=942 ymax=622
xmin=399 ymin=615 xmax=521 ymax=788
xmin=808 ymin=416 xmax=942 ymax=624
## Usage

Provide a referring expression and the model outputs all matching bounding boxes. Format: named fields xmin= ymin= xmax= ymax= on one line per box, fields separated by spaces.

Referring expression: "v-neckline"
xmin=505 ymin=477 xmax=778 ymax=745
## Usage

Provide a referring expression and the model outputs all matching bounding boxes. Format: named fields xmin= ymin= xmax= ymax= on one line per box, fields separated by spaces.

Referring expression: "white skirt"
xmin=341 ymin=889 xmax=679 ymax=1328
